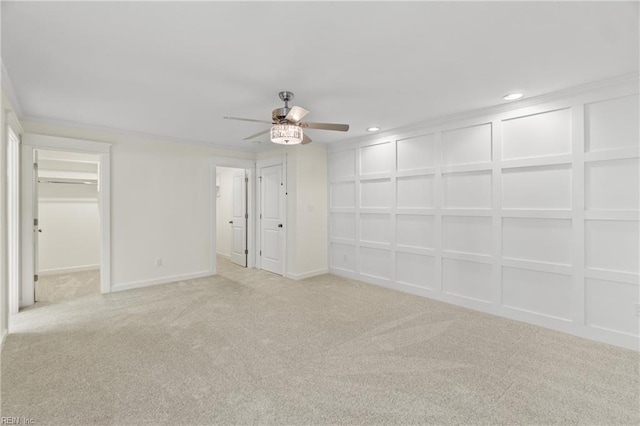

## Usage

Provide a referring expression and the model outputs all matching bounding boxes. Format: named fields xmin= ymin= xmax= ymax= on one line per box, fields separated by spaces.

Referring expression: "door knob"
xmin=277 ymin=224 xmax=283 ymax=228
xmin=229 ymin=220 xmax=233 ymax=224
xmin=38 ymin=229 xmax=42 ymax=233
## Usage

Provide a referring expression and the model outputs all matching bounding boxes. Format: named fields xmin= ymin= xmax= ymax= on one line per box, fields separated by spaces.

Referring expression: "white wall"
xmin=38 ymin=181 xmax=100 ymax=274
xmin=328 ymin=79 xmax=639 ymax=350
xmin=22 ymin=121 xmax=253 ymax=292
xmin=215 ymin=167 xmax=237 ymax=258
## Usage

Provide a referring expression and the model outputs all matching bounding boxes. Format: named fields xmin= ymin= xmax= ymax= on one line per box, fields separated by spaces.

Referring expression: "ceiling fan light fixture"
xmin=270 ymin=124 xmax=303 ymax=145
xmin=367 ymin=126 xmax=380 ymax=132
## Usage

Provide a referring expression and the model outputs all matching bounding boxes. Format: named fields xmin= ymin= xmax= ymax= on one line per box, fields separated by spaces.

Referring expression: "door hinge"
xmin=33 ymin=162 xmax=38 ymax=170
xmin=260 ymin=213 xmax=262 ymax=219
xmin=245 ymin=213 xmax=248 ymax=219
xmin=34 ymin=218 xmax=38 ymax=226
xmin=245 ymin=249 xmax=248 ymax=255
xmin=259 ymin=250 xmax=262 ymax=256
xmin=245 ymin=177 xmax=249 ymax=183
xmin=34 ymin=274 xmax=39 ymax=282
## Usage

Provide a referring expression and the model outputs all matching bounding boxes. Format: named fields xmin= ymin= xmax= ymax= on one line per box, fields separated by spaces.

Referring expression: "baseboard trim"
xmin=216 ymin=253 xmax=231 ymax=259
xmin=330 ymin=268 xmax=640 ymax=351
xmin=39 ymin=264 xmax=100 ymax=276
xmin=1 ymin=328 xmax=7 ymax=350
xmin=111 ymin=270 xmax=213 ymax=293
xmin=287 ymin=268 xmax=329 ymax=281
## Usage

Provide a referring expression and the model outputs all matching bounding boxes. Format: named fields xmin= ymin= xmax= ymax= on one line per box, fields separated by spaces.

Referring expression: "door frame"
xmin=21 ymin=134 xmax=111 ymax=307
xmin=211 ymin=156 xmax=256 ymax=273
xmin=256 ymin=156 xmax=287 ymax=276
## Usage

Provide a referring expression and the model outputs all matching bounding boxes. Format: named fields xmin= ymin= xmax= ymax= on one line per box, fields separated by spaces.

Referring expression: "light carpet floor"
xmin=1 ymin=257 xmax=638 ymax=425
xmin=35 ymin=269 xmax=101 ymax=304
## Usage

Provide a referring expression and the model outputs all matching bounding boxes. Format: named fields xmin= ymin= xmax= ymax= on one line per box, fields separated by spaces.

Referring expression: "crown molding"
xmin=332 ymin=73 xmax=640 ymax=149
xmin=1 ymin=61 xmax=24 ymax=118
xmin=20 ymin=114 xmax=262 ymax=154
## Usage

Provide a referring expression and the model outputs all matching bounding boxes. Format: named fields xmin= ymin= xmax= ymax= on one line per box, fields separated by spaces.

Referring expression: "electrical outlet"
xmin=155 ymin=258 xmax=163 ymax=267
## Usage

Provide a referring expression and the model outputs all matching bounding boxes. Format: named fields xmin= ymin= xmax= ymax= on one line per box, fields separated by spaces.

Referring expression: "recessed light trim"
xmin=502 ymin=93 xmax=523 ymax=101
xmin=367 ymin=127 xmax=380 ymax=132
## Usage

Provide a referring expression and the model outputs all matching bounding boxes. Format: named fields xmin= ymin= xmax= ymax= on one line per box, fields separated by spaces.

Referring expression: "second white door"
xmin=260 ymin=164 xmax=283 ymax=275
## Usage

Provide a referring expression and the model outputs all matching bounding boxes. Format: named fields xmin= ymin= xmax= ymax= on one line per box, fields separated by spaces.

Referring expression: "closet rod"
xmin=37 ymin=179 xmax=97 ymax=185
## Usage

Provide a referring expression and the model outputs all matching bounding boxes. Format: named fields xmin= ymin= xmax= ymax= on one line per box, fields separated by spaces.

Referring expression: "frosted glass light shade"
xmin=271 ymin=124 xmax=303 ymax=145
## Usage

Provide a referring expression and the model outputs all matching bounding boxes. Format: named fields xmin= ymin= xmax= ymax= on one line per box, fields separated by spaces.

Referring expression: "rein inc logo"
xmin=1 ymin=418 xmax=35 ymax=425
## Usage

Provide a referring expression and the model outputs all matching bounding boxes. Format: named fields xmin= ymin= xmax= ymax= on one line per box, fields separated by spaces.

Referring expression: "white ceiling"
xmin=2 ymin=2 xmax=638 ymax=152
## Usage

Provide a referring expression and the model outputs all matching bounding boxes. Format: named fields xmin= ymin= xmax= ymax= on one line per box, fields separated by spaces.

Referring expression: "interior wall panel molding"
xmin=328 ymin=81 xmax=639 ymax=350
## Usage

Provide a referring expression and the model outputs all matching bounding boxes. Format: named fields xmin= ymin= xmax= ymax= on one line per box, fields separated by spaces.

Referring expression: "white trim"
xmin=21 ymin=134 xmax=111 ymax=307
xmin=211 ymin=157 xmax=257 ymax=274
xmin=1 ymin=330 xmax=6 ymax=349
xmin=111 ymin=270 xmax=212 ymax=292
xmin=286 ymin=268 xmax=329 ymax=281
xmin=216 ymin=252 xmax=231 ymax=260
xmin=38 ymin=264 xmax=100 ymax=276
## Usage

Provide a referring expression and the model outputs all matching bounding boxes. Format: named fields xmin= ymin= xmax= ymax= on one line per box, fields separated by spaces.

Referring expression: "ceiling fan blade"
xmin=301 ymin=122 xmax=349 ymax=132
xmin=243 ymin=129 xmax=270 ymax=140
xmin=285 ymin=106 xmax=309 ymax=123
xmin=301 ymin=133 xmax=312 ymax=145
xmin=224 ymin=116 xmax=273 ymax=125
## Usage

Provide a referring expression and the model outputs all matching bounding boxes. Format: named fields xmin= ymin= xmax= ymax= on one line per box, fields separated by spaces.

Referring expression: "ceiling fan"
xmin=224 ymin=91 xmax=349 ymax=145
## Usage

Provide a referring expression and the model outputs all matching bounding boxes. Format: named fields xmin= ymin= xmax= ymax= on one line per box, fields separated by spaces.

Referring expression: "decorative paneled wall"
xmin=328 ymin=87 xmax=639 ymax=349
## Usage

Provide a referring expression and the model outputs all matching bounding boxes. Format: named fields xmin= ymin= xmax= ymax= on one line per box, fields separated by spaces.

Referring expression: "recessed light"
xmin=367 ymin=127 xmax=380 ymax=132
xmin=502 ymin=93 xmax=523 ymax=101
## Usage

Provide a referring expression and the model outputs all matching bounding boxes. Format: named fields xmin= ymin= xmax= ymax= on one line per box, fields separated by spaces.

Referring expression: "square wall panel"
xmin=330 ymin=213 xmax=355 ymax=241
xmin=360 ymin=213 xmax=391 ymax=244
xmin=397 ymin=134 xmax=436 ymax=171
xmin=585 ymin=158 xmax=639 ymax=211
xmin=586 ymin=220 xmax=639 ymax=273
xmin=502 ymin=218 xmax=572 ymax=265
xmin=443 ymin=171 xmax=492 ymax=209
xmin=396 ymin=252 xmax=435 ymax=289
xmin=360 ymin=247 xmax=391 ymax=280
xmin=330 ymin=243 xmax=356 ymax=271
xmin=586 ymin=95 xmax=640 ymax=152
xmin=502 ymin=267 xmax=572 ymax=320
xmin=502 ymin=109 xmax=571 ymax=160
xmin=396 ymin=214 xmax=435 ymax=248
xmin=360 ymin=179 xmax=392 ymax=208
xmin=442 ymin=123 xmax=492 ymax=166
xmin=442 ymin=216 xmax=492 ymax=256
xmin=361 ymin=142 xmax=392 ymax=175
xmin=330 ymin=182 xmax=355 ymax=208
xmin=442 ymin=258 xmax=492 ymax=302
xmin=330 ymin=149 xmax=356 ymax=180
xmin=586 ymin=278 xmax=640 ymax=336
xmin=397 ymin=175 xmax=434 ymax=208
xmin=502 ymin=164 xmax=572 ymax=210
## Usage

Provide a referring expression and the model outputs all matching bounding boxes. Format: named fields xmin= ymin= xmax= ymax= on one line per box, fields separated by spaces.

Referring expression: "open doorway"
xmin=215 ymin=166 xmax=249 ymax=268
xmin=17 ymin=134 xmax=111 ymax=311
xmin=34 ymin=149 xmax=101 ymax=304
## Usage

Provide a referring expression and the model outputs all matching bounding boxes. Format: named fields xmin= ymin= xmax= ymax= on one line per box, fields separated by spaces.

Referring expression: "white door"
xmin=260 ymin=164 xmax=283 ymax=275
xmin=230 ymin=169 xmax=247 ymax=267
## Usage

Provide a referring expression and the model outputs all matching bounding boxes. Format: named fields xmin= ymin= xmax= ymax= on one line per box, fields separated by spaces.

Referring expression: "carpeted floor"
xmin=35 ymin=269 xmax=100 ymax=304
xmin=1 ymin=257 xmax=638 ymax=425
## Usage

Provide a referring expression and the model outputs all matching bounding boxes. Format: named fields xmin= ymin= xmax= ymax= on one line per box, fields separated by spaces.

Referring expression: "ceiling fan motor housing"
xmin=272 ymin=107 xmax=291 ymax=123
